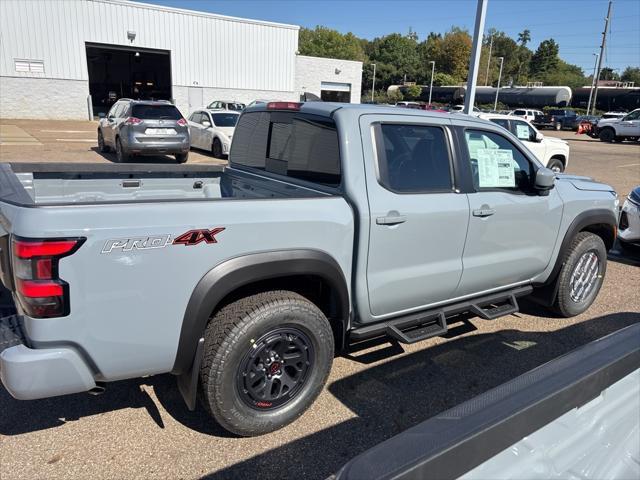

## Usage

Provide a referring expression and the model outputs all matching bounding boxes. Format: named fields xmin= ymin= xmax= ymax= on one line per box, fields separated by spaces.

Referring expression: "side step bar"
xmin=386 ymin=312 xmax=448 ymax=344
xmin=350 ymin=286 xmax=533 ymax=344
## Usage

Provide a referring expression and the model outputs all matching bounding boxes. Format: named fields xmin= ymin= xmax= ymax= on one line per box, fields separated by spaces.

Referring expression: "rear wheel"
xmin=599 ymin=128 xmax=615 ymax=143
xmin=175 ymin=152 xmax=188 ymax=163
xmin=553 ymin=232 xmax=607 ymax=317
xmin=199 ymin=290 xmax=334 ymax=436
xmin=212 ymin=138 xmax=223 ymax=159
xmin=115 ymin=138 xmax=129 ymax=162
xmin=97 ymin=129 xmax=109 ymax=153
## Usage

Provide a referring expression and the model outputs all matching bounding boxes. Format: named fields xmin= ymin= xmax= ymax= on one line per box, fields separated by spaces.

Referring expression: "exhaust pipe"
xmin=88 ymin=382 xmax=106 ymax=396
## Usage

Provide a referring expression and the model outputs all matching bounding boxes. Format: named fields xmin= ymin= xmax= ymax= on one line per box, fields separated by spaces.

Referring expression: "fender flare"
xmin=171 ymin=249 xmax=350 ymax=375
xmin=532 ymin=208 xmax=617 ymax=305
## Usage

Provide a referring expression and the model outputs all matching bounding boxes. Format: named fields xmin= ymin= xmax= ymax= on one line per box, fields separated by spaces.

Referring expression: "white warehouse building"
xmin=0 ymin=0 xmax=363 ymax=120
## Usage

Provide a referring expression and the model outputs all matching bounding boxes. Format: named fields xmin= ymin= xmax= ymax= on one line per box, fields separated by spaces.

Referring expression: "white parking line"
xmin=617 ymin=163 xmax=640 ymax=168
xmin=42 ymin=130 xmax=95 ymax=133
xmin=55 ymin=139 xmax=96 ymax=142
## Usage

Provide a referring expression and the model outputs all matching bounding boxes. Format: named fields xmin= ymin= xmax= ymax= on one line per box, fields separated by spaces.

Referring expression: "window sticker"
xmin=477 ymin=148 xmax=516 ymax=188
xmin=516 ymin=124 xmax=530 ymax=140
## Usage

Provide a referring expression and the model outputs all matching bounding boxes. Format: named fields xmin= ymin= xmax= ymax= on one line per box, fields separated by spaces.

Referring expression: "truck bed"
xmin=0 ymin=162 xmax=329 ymax=206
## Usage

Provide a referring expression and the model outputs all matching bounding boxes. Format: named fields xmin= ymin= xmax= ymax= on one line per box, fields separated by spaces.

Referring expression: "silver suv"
xmin=97 ymin=100 xmax=190 ymax=163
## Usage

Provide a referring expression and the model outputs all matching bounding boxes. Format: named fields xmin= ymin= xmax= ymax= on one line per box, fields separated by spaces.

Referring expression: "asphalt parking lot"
xmin=0 ymin=119 xmax=639 ymax=480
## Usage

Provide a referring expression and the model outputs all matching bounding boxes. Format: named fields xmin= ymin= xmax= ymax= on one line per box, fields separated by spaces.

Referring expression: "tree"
xmin=599 ymin=67 xmax=620 ymax=81
xmin=437 ymin=28 xmax=472 ymax=81
xmin=432 ymin=72 xmax=458 ymax=86
xmin=298 ymin=26 xmax=366 ymax=61
xmin=530 ymin=39 xmax=560 ymax=78
xmin=387 ymin=88 xmax=404 ymax=103
xmin=405 ymin=84 xmax=422 ymax=99
xmin=518 ymin=29 xmax=531 ymax=47
xmin=621 ymin=66 xmax=640 ymax=85
xmin=539 ymin=60 xmax=586 ymax=90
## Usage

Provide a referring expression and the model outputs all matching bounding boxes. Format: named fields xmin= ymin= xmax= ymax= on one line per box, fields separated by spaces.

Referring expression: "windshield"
xmin=131 ymin=104 xmax=181 ymax=120
xmin=211 ymin=113 xmax=239 ymax=127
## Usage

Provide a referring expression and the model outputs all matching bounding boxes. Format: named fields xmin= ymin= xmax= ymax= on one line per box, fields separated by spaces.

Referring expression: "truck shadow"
xmin=203 ymin=312 xmax=640 ymax=480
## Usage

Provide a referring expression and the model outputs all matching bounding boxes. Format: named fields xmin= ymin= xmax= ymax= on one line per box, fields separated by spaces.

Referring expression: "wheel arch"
xmin=171 ymin=249 xmax=350 ymax=376
xmin=531 ymin=208 xmax=616 ymax=306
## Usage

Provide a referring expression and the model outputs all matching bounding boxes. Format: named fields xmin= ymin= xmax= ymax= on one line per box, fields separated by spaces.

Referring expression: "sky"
xmin=141 ymin=0 xmax=640 ymax=74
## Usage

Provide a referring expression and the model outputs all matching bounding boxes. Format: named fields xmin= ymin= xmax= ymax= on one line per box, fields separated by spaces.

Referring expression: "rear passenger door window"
xmin=464 ymin=129 xmax=533 ymax=192
xmin=375 ymin=124 xmax=452 ymax=193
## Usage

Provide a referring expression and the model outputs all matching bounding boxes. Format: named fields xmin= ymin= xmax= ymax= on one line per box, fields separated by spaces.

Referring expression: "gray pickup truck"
xmin=0 ymin=102 xmax=619 ymax=436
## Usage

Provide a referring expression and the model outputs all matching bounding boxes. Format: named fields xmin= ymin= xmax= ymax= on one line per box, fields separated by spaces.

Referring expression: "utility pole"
xmin=371 ymin=63 xmax=376 ymax=103
xmin=591 ymin=0 xmax=612 ymax=115
xmin=428 ymin=61 xmax=436 ymax=106
xmin=494 ymin=56 xmax=504 ymax=111
xmin=464 ymin=0 xmax=488 ymax=114
xmin=484 ymin=33 xmax=493 ymax=86
xmin=586 ymin=53 xmax=599 ymax=114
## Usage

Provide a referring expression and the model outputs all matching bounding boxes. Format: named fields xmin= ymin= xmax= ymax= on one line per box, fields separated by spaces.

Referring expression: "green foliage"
xmin=387 ymin=88 xmax=404 ymax=103
xmin=621 ymin=67 xmax=640 ymax=85
xmin=298 ymin=26 xmax=365 ymax=61
xmin=301 ymin=25 xmax=635 ymax=106
xmin=432 ymin=72 xmax=458 ymax=86
xmin=405 ymin=84 xmax=422 ymax=99
xmin=530 ymin=39 xmax=560 ymax=78
xmin=599 ymin=67 xmax=620 ymax=81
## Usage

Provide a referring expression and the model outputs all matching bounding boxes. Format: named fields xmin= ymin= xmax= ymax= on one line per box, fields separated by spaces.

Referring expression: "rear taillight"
xmin=267 ymin=102 xmax=301 ymax=111
xmin=177 ymin=118 xmax=187 ymax=126
xmin=11 ymin=237 xmax=85 ymax=318
xmin=125 ymin=117 xmax=143 ymax=125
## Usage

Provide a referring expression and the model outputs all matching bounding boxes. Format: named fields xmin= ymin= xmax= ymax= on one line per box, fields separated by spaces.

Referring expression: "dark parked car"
xmin=97 ymin=100 xmax=190 ymax=163
xmin=533 ymin=109 xmax=578 ymax=131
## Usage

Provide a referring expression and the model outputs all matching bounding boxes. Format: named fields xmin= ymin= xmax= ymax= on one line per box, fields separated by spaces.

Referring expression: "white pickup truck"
xmin=597 ymin=108 xmax=640 ymax=143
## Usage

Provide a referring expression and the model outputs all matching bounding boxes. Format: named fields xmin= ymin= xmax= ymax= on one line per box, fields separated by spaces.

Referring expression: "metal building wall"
xmin=0 ymin=0 xmax=299 ymax=92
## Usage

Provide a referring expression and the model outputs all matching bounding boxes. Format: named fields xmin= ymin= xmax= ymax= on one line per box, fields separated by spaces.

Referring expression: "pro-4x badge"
xmin=173 ymin=228 xmax=226 ymax=246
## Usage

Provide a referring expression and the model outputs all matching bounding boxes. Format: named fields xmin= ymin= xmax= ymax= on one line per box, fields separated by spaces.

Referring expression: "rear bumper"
xmin=123 ymin=132 xmax=190 ymax=155
xmin=0 ymin=316 xmax=96 ymax=400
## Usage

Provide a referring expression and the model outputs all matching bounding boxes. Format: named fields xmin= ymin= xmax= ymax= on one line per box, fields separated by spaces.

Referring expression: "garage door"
xmin=321 ymin=82 xmax=351 ymax=103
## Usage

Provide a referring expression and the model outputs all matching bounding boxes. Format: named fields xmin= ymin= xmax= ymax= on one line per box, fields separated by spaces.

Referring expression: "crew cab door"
xmin=360 ymin=115 xmax=470 ymax=318
xmin=455 ymin=126 xmax=563 ymax=296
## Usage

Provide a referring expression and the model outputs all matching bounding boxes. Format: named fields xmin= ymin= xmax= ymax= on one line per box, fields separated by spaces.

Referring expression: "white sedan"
xmin=188 ymin=110 xmax=239 ymax=158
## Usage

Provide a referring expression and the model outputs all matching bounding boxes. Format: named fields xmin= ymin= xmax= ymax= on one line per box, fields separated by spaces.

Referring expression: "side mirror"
xmin=534 ymin=167 xmax=555 ymax=195
xmin=535 ymin=132 xmax=544 ymax=142
xmin=202 ymin=121 xmax=211 ymax=128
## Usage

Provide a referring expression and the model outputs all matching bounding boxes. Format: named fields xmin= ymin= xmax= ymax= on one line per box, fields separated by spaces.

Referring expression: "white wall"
xmin=295 ymin=56 xmax=363 ymax=103
xmin=0 ymin=0 xmax=299 ymax=92
xmin=0 ymin=78 xmax=89 ymax=120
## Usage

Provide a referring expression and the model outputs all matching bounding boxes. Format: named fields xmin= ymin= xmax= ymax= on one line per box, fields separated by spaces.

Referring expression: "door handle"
xmin=376 ymin=215 xmax=407 ymax=225
xmin=472 ymin=208 xmax=496 ymax=217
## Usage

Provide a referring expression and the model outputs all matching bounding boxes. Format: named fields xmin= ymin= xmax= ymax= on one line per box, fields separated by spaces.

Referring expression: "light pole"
xmin=371 ymin=63 xmax=376 ymax=103
xmin=484 ymin=33 xmax=493 ymax=86
xmin=428 ymin=61 xmax=435 ymax=106
xmin=494 ymin=56 xmax=504 ymax=111
xmin=586 ymin=53 xmax=599 ymax=115
xmin=463 ymin=0 xmax=488 ymax=114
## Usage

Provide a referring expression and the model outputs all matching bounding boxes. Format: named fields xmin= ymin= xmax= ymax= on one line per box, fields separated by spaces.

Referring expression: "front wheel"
xmin=547 ymin=158 xmax=564 ymax=173
xmin=553 ymin=232 xmax=607 ymax=317
xmin=97 ymin=129 xmax=109 ymax=153
xmin=599 ymin=128 xmax=615 ymax=143
xmin=554 ymin=122 xmax=562 ymax=131
xmin=175 ymin=152 xmax=188 ymax=163
xmin=199 ymin=290 xmax=334 ymax=436
xmin=212 ymin=138 xmax=223 ymax=159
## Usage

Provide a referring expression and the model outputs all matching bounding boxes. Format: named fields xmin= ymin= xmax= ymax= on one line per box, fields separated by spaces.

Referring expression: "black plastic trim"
xmin=530 ymin=208 xmax=617 ymax=306
xmin=350 ymin=286 xmax=532 ymax=342
xmin=171 ymin=249 xmax=350 ymax=375
xmin=335 ymin=323 xmax=640 ymax=480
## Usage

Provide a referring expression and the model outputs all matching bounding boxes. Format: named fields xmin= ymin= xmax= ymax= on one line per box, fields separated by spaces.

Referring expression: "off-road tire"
xmin=199 ymin=290 xmax=334 ymax=437
xmin=212 ymin=138 xmax=223 ymax=159
xmin=553 ymin=232 xmax=607 ymax=317
xmin=599 ymin=128 xmax=615 ymax=143
xmin=175 ymin=152 xmax=189 ymax=163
